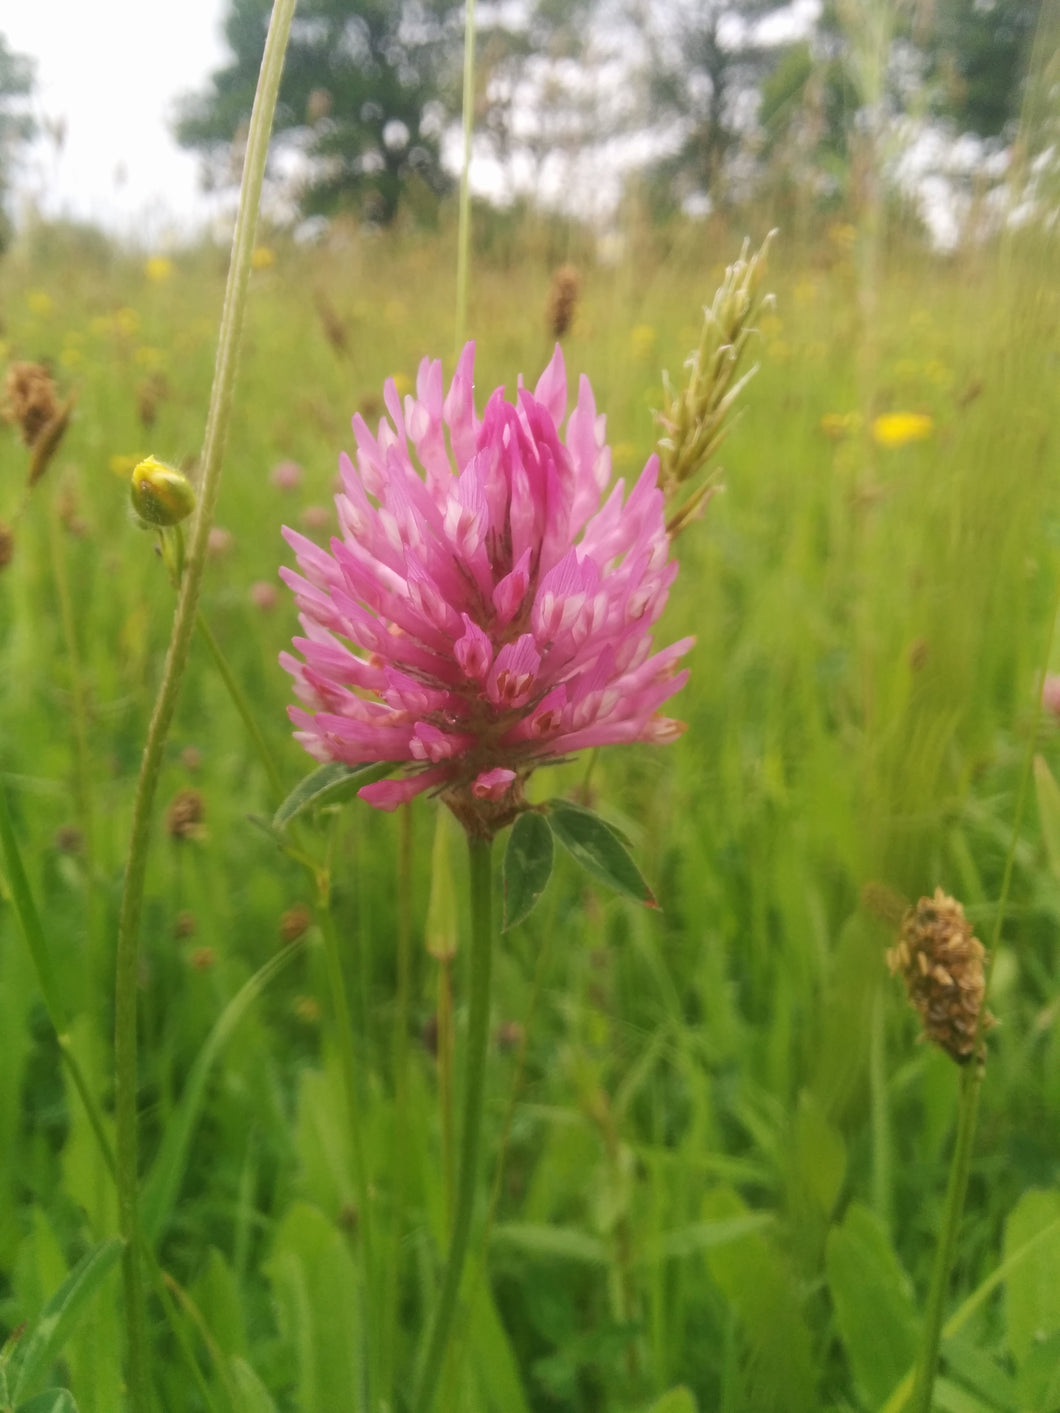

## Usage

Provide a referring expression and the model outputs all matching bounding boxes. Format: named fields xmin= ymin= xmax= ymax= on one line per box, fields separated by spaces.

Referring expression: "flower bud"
xmin=130 ymin=455 xmax=196 ymax=527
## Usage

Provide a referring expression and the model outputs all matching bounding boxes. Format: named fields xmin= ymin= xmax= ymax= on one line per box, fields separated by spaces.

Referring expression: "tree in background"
xmin=926 ymin=0 xmax=1045 ymax=140
xmin=633 ymin=0 xmax=801 ymax=216
xmin=176 ymin=0 xmax=463 ymax=226
xmin=0 ymin=34 xmax=36 ymax=252
xmin=754 ymin=0 xmax=1051 ymax=236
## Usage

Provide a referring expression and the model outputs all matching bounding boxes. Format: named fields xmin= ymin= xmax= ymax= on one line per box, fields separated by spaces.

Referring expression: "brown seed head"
xmin=280 ymin=903 xmax=313 ymax=943
xmin=887 ymin=888 xmax=994 ymax=1064
xmin=166 ymin=787 xmax=206 ymax=842
xmin=546 ymin=265 xmax=580 ymax=340
xmin=3 ymin=361 xmax=59 ymax=446
xmin=0 ymin=521 xmax=14 ymax=573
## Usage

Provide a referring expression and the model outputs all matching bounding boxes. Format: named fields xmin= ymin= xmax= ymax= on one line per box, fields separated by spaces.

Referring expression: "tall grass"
xmin=1 ymin=204 xmax=1059 ymax=1411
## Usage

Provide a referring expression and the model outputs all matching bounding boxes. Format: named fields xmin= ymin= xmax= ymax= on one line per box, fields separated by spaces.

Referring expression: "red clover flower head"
xmin=280 ymin=343 xmax=693 ymax=833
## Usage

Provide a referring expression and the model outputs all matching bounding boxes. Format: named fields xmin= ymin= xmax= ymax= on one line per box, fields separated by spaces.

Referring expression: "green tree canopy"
xmin=176 ymin=0 xmax=463 ymax=225
xmin=0 ymin=33 xmax=36 ymax=250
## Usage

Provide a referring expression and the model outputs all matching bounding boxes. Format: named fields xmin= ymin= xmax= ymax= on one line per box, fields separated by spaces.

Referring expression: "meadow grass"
xmin=1 ymin=210 xmax=1059 ymax=1412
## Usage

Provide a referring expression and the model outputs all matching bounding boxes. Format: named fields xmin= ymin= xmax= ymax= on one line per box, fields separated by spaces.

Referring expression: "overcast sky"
xmin=5 ymin=0 xmax=230 ymax=242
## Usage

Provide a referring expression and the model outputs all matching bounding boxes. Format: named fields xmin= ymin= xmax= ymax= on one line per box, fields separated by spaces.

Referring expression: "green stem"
xmin=869 ymin=987 xmax=891 ymax=1230
xmin=382 ymin=806 xmax=415 ymax=1405
xmin=909 ymin=1063 xmax=983 ymax=1413
xmin=411 ymin=831 xmax=494 ymax=1413
xmin=438 ymin=954 xmax=456 ymax=1221
xmin=314 ymin=867 xmax=376 ymax=1412
xmin=453 ymin=0 xmax=477 ymax=353
xmin=111 ymin=6 xmax=295 ymax=1407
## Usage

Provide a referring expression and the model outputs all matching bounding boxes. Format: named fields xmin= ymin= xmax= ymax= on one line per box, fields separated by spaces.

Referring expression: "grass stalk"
xmin=907 ymin=540 xmax=1060 ymax=1412
xmin=908 ymin=1063 xmax=983 ymax=1413
xmin=110 ymin=5 xmax=296 ymax=1405
xmin=453 ymin=0 xmax=477 ymax=354
xmin=314 ymin=869 xmax=377 ymax=1412
xmin=411 ymin=831 xmax=494 ymax=1413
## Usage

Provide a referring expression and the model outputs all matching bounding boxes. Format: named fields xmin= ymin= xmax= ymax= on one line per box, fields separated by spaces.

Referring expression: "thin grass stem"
xmin=453 ymin=0 xmax=477 ymax=354
xmin=111 ymin=5 xmax=296 ymax=1405
xmin=908 ymin=1063 xmax=983 ymax=1413
xmin=314 ymin=866 xmax=377 ymax=1412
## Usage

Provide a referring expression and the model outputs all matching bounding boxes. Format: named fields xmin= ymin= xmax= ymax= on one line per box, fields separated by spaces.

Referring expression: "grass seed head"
xmin=546 ymin=264 xmax=580 ymax=339
xmin=887 ymin=888 xmax=994 ymax=1064
xmin=654 ymin=231 xmax=776 ymax=536
xmin=3 ymin=361 xmax=59 ymax=445
xmin=166 ymin=787 xmax=206 ymax=843
xmin=0 ymin=521 xmax=13 ymax=574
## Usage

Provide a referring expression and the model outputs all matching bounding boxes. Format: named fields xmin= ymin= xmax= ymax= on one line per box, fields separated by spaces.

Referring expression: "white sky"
xmin=4 ymin=0 xmax=231 ymax=243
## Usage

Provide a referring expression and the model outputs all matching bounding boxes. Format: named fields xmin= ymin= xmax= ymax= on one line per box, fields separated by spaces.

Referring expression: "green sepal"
xmin=545 ymin=799 xmax=657 ymax=908
xmin=272 ymin=761 xmax=396 ymax=833
xmin=502 ymin=811 xmax=555 ymax=931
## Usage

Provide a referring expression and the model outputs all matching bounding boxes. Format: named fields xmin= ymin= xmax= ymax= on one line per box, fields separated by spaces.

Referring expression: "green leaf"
xmin=825 ymin=1203 xmax=918 ymax=1411
xmin=15 ymin=1392 xmax=79 ymax=1413
xmin=545 ymin=800 xmax=657 ymax=907
xmin=141 ymin=944 xmax=302 ymax=1243
xmin=490 ymin=1222 xmax=609 ymax=1265
xmin=1004 ymin=1188 xmax=1060 ymax=1367
xmin=637 ymin=1213 xmax=775 ymax=1265
xmin=792 ymin=1092 xmax=846 ymax=1219
xmin=230 ymin=1358 xmax=280 ymax=1413
xmin=272 ymin=760 xmax=395 ymax=833
xmin=503 ymin=811 xmax=554 ymax=930
xmin=1034 ymin=755 xmax=1060 ymax=880
xmin=9 ymin=1239 xmax=122 ymax=1402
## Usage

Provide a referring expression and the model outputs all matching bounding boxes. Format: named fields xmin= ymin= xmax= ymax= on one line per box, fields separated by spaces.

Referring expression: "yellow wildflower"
xmin=872 ymin=412 xmax=934 ymax=448
xmin=251 ymin=245 xmax=275 ymax=270
xmin=630 ymin=324 xmax=657 ymax=363
xmin=27 ymin=290 xmax=53 ymax=317
xmin=115 ymin=307 xmax=140 ymax=338
xmin=145 ymin=255 xmax=174 ymax=283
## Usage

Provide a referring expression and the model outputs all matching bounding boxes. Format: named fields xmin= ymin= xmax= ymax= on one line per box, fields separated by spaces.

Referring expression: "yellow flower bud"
xmin=130 ymin=455 xmax=196 ymax=526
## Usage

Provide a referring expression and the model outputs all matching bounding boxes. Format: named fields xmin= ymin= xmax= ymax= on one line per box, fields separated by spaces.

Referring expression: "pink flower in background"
xmin=280 ymin=343 xmax=692 ymax=828
xmin=1043 ymin=674 xmax=1060 ymax=718
xmin=271 ymin=459 xmax=303 ymax=491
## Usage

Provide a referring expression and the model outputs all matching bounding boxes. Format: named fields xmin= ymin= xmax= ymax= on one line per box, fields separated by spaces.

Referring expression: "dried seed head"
xmin=166 ymin=787 xmax=206 ymax=842
xmin=3 ymin=361 xmax=59 ymax=445
xmin=546 ymin=265 xmax=580 ymax=340
xmin=280 ymin=903 xmax=312 ymax=943
xmin=887 ymin=888 xmax=994 ymax=1064
xmin=0 ymin=521 xmax=14 ymax=574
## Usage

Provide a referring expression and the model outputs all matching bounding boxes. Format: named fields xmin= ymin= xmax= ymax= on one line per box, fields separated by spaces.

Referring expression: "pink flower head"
xmin=280 ymin=343 xmax=692 ymax=832
xmin=1043 ymin=674 xmax=1060 ymax=718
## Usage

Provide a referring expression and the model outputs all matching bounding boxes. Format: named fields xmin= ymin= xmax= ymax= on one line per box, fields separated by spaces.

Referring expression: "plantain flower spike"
xmin=130 ymin=455 xmax=196 ymax=527
xmin=654 ymin=230 xmax=776 ymax=537
xmin=887 ymin=888 xmax=994 ymax=1065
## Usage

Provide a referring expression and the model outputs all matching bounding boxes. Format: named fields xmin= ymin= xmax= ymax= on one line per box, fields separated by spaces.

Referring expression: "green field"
xmin=2 ymin=209 xmax=1060 ymax=1412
